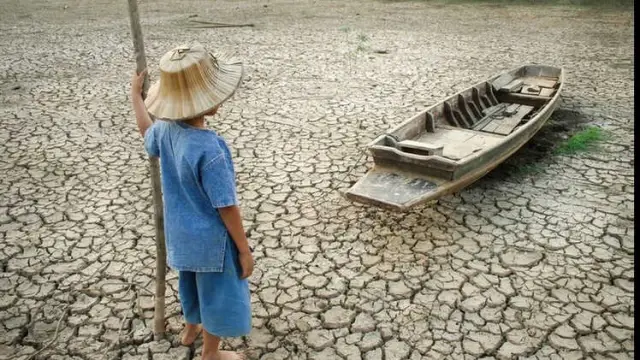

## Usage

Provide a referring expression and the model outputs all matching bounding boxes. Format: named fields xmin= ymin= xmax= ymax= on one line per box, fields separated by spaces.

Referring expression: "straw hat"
xmin=145 ymin=43 xmax=243 ymax=121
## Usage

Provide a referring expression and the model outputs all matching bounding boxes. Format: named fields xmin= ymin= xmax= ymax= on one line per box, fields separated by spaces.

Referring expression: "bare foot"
xmin=180 ymin=324 xmax=202 ymax=346
xmin=203 ymin=350 xmax=246 ymax=360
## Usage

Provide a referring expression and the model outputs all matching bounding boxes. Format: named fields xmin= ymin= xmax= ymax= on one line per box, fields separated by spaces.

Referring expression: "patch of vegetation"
xmin=554 ymin=126 xmax=608 ymax=155
xmin=485 ymin=110 xmax=609 ymax=182
xmin=339 ymin=26 xmax=371 ymax=74
xmin=356 ymin=33 xmax=370 ymax=53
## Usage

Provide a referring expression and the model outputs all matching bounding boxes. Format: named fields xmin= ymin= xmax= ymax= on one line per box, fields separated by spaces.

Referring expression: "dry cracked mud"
xmin=0 ymin=1 xmax=634 ymax=359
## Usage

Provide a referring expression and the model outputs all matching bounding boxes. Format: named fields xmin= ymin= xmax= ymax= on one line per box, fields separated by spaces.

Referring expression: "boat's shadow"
xmin=473 ymin=107 xmax=594 ymax=186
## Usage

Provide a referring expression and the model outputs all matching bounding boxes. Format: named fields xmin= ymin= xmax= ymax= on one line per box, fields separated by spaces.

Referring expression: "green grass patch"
xmin=555 ymin=126 xmax=608 ymax=155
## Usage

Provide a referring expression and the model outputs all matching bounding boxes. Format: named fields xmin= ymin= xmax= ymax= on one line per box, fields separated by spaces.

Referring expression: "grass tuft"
xmin=555 ymin=126 xmax=607 ymax=155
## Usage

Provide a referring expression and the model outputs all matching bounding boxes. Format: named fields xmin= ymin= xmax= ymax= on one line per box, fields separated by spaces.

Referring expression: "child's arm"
xmin=130 ymin=70 xmax=153 ymax=137
xmin=218 ymin=205 xmax=254 ymax=279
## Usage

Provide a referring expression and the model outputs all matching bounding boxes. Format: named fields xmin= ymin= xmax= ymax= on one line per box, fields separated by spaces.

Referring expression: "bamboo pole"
xmin=126 ymin=0 xmax=167 ymax=340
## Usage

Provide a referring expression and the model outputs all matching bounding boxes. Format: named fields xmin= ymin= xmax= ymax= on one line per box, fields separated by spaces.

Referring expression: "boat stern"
xmin=344 ymin=166 xmax=441 ymax=211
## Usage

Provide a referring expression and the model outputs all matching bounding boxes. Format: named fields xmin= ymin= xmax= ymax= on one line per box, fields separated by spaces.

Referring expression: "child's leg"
xmin=196 ymin=270 xmax=251 ymax=358
xmin=178 ymin=271 xmax=202 ymax=345
xmin=202 ymin=331 xmax=244 ymax=360
xmin=195 ymin=239 xmax=251 ymax=359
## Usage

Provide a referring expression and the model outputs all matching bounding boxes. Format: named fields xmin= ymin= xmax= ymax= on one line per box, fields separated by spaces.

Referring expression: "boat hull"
xmin=345 ymin=65 xmax=564 ymax=211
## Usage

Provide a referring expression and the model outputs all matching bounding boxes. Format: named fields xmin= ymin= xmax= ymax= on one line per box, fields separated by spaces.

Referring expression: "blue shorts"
xmin=177 ymin=237 xmax=252 ymax=337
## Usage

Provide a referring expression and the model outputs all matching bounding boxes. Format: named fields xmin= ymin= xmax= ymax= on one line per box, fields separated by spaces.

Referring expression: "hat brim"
xmin=145 ymin=52 xmax=243 ymax=121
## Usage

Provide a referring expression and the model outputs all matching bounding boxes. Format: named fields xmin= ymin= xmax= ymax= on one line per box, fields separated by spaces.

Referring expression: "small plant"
xmin=339 ymin=26 xmax=370 ymax=74
xmin=355 ymin=33 xmax=370 ymax=53
xmin=555 ymin=126 xmax=607 ymax=155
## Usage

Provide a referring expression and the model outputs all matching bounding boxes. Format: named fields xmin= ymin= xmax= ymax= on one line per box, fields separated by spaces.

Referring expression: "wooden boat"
xmin=345 ymin=64 xmax=564 ymax=211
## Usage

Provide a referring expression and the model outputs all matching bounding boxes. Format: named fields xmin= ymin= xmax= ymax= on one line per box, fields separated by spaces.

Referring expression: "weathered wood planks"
xmin=499 ymin=79 xmax=524 ymax=93
xmin=398 ymin=140 xmax=444 ymax=156
xmin=539 ymin=88 xmax=555 ymax=97
xmin=479 ymin=105 xmax=534 ymax=135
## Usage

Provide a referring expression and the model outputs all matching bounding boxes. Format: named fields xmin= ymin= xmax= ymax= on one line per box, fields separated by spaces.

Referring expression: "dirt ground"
xmin=0 ymin=0 xmax=634 ymax=359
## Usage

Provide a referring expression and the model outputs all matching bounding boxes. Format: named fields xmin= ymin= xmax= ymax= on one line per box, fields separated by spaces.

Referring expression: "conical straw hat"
xmin=145 ymin=43 xmax=243 ymax=121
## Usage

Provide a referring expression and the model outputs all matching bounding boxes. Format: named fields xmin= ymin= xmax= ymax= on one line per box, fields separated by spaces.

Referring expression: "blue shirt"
xmin=144 ymin=120 xmax=237 ymax=272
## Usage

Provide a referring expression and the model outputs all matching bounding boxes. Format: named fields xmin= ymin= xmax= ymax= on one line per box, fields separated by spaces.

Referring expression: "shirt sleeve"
xmin=201 ymin=154 xmax=238 ymax=208
xmin=143 ymin=122 xmax=160 ymax=157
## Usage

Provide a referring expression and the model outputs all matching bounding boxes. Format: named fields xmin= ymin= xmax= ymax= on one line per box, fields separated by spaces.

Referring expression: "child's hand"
xmin=239 ymin=251 xmax=254 ymax=279
xmin=131 ymin=69 xmax=147 ymax=96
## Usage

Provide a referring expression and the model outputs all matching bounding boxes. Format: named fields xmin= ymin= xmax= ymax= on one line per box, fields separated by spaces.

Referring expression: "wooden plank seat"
xmin=521 ymin=85 xmax=541 ymax=95
xmin=519 ymin=77 xmax=558 ymax=97
xmin=499 ymin=79 xmax=524 ymax=93
xmin=397 ymin=140 xmax=444 ymax=156
xmin=494 ymin=74 xmax=559 ymax=98
xmin=523 ymin=76 xmax=558 ymax=89
xmin=471 ymin=103 xmax=508 ymax=130
xmin=496 ymin=92 xmax=552 ymax=107
xmin=539 ymin=88 xmax=555 ymax=97
xmin=477 ymin=104 xmax=534 ymax=135
xmin=413 ymin=127 xmax=504 ymax=161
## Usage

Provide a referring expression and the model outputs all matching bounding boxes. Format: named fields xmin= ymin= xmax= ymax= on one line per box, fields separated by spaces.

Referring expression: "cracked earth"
xmin=0 ymin=0 xmax=634 ymax=359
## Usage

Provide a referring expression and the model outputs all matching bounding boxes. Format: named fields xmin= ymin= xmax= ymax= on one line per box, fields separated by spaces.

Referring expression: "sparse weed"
xmin=555 ymin=126 xmax=608 ymax=155
xmin=339 ymin=26 xmax=371 ymax=74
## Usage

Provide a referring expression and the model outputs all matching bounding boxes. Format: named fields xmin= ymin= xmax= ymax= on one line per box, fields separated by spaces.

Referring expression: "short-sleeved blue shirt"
xmin=144 ymin=120 xmax=237 ymax=272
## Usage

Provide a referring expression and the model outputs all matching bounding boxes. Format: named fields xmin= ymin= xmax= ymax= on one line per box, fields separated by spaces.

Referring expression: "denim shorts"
xmin=177 ymin=236 xmax=252 ymax=337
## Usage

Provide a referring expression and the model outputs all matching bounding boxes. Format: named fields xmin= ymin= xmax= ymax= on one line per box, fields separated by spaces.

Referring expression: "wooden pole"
xmin=126 ymin=0 xmax=167 ymax=340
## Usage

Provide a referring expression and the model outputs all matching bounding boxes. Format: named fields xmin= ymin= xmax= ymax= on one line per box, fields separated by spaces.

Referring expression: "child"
xmin=130 ymin=43 xmax=253 ymax=360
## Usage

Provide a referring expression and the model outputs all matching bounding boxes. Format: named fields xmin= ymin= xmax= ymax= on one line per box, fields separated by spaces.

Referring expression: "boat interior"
xmin=373 ymin=65 xmax=562 ymax=162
